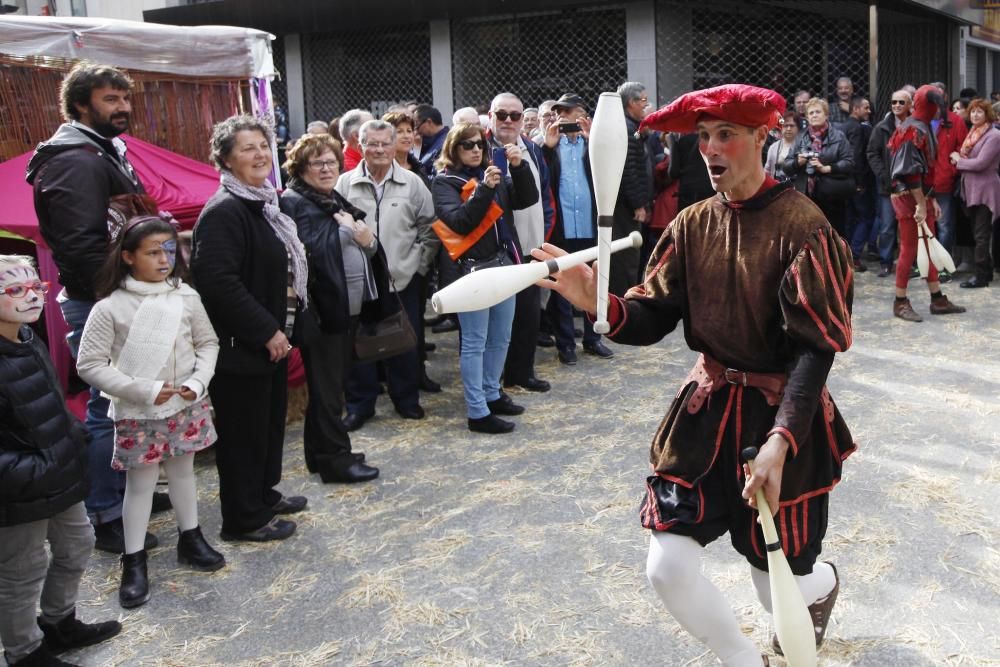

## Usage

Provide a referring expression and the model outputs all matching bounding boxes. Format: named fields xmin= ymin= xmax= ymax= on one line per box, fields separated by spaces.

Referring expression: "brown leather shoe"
xmin=893 ymin=298 xmax=923 ymax=322
xmin=772 ymin=562 xmax=840 ymax=656
xmin=929 ymin=294 xmax=966 ymax=315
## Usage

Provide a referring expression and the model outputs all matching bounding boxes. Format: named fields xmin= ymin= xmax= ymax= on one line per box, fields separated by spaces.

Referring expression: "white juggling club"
xmin=430 ymin=231 xmax=642 ymax=315
xmin=587 ymin=92 xmax=629 ymax=335
xmin=742 ymin=447 xmax=817 ymax=667
xmin=916 ymin=220 xmax=956 ymax=277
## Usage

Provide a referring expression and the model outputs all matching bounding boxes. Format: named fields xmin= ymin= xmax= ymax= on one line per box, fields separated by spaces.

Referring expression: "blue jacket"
xmin=419 ymin=126 xmax=449 ymax=177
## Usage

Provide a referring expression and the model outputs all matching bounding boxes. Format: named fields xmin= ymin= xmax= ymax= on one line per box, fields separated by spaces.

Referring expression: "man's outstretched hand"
xmin=530 ymin=242 xmax=598 ymax=316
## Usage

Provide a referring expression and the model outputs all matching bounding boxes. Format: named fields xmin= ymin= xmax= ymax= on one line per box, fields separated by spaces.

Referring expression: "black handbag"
xmin=353 ymin=295 xmax=417 ymax=363
xmin=813 ymin=173 xmax=856 ymax=203
xmin=353 ymin=251 xmax=417 ymax=363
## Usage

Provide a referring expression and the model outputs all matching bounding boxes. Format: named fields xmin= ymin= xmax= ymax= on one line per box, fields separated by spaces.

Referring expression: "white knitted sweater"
xmin=77 ymin=278 xmax=219 ymax=420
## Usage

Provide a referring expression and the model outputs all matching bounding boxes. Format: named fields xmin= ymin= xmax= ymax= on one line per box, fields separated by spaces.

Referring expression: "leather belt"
xmin=683 ymin=354 xmax=787 ymax=414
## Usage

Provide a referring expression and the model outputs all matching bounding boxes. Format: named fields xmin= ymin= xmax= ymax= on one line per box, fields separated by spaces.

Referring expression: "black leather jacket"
xmin=0 ymin=326 xmax=89 ymax=527
xmin=784 ymin=124 xmax=855 ymax=194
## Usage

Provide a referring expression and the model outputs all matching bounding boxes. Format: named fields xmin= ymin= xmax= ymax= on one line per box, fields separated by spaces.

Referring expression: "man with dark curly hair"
xmin=26 ymin=61 xmax=161 ymax=556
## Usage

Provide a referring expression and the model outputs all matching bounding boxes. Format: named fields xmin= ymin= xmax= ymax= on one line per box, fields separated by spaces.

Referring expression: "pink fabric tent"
xmin=0 ymin=135 xmax=221 ymax=397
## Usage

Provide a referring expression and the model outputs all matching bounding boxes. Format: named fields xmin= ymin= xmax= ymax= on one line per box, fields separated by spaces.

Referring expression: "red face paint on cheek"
xmin=720 ymin=139 xmax=743 ymax=159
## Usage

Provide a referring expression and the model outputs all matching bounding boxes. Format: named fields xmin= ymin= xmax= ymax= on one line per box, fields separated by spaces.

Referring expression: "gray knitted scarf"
xmin=220 ymin=170 xmax=309 ymax=308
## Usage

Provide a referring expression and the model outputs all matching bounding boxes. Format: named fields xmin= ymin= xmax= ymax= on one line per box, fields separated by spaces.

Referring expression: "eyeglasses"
xmin=307 ymin=159 xmax=339 ymax=171
xmin=2 ymin=280 xmax=50 ymax=299
xmin=458 ymin=139 xmax=486 ymax=151
xmin=890 ymin=100 xmax=908 ymax=106
xmin=362 ymin=141 xmax=393 ymax=150
xmin=493 ymin=110 xmax=523 ymax=122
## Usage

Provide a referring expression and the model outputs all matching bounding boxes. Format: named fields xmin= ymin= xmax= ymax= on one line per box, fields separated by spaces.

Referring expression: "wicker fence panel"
xmin=0 ymin=55 xmax=249 ymax=164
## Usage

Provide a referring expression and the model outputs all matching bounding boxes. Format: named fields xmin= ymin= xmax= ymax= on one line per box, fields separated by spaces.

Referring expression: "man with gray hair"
xmin=533 ymin=100 xmax=558 ymax=146
xmin=484 ymin=92 xmax=555 ymax=392
xmin=336 ymin=120 xmax=438 ymax=430
xmin=614 ymin=81 xmax=653 ymax=291
xmin=339 ymin=109 xmax=374 ymax=172
xmin=306 ymin=120 xmax=330 ymax=135
xmin=867 ymin=88 xmax=911 ymax=277
xmin=452 ymin=106 xmax=480 ymax=126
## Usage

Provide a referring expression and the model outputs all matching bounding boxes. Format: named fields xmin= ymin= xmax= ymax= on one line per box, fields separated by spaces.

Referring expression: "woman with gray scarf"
xmin=280 ymin=133 xmax=380 ymax=484
xmin=191 ymin=115 xmax=310 ymax=543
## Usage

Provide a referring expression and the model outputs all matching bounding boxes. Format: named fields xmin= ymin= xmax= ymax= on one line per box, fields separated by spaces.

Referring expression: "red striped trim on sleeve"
xmin=767 ymin=426 xmax=800 ymax=457
xmin=607 ymin=295 xmax=628 ymax=337
xmin=789 ymin=262 xmax=843 ymax=353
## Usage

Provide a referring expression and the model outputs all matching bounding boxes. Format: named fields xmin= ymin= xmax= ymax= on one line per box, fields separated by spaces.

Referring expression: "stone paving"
xmin=28 ymin=268 xmax=1000 ymax=666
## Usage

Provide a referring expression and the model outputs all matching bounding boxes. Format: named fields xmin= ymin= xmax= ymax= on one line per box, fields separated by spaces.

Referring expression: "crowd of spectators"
xmin=4 ymin=58 xmax=1000 ymax=665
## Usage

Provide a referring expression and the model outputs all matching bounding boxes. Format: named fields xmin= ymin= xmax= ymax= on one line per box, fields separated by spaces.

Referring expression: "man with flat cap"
xmin=540 ymin=93 xmax=614 ymax=364
xmin=534 ymin=84 xmax=855 ymax=665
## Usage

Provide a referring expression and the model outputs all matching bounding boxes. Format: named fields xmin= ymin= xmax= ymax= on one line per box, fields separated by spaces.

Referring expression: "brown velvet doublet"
xmin=607 ymin=181 xmax=856 ymax=506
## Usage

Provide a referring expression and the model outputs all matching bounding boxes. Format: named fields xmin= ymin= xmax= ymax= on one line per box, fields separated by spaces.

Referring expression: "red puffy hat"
xmin=639 ymin=84 xmax=786 ymax=134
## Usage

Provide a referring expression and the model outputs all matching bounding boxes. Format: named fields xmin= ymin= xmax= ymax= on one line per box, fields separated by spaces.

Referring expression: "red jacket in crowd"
xmin=931 ymin=111 xmax=969 ymax=195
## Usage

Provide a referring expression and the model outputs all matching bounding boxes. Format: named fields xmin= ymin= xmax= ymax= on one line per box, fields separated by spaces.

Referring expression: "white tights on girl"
xmin=645 ymin=531 xmax=835 ymax=666
xmin=122 ymin=455 xmax=199 ymax=555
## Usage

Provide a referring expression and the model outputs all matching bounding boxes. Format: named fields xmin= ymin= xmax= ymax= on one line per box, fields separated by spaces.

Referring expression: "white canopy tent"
xmin=0 ymin=14 xmax=275 ymax=79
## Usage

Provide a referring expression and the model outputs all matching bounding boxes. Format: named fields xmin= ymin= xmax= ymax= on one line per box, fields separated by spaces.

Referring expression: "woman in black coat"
xmin=431 ymin=123 xmax=538 ymax=434
xmin=279 ymin=133 xmax=379 ymax=484
xmin=784 ymin=98 xmax=855 ymax=236
xmin=191 ymin=115 xmax=309 ymax=543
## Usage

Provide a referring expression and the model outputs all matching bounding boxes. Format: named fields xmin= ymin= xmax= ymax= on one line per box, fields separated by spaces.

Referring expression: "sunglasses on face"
xmin=493 ymin=110 xmax=523 ymax=122
xmin=891 ymin=100 xmax=907 ymax=106
xmin=458 ymin=139 xmax=486 ymax=151
xmin=2 ymin=280 xmax=50 ymax=299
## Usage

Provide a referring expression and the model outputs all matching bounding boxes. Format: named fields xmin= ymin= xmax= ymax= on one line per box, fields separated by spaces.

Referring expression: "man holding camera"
xmin=541 ymin=93 xmax=613 ymax=364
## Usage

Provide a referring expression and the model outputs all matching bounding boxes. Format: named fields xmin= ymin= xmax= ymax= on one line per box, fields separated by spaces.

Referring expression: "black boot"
xmin=119 ymin=550 xmax=150 ymax=609
xmin=37 ymin=609 xmax=120 ymax=654
xmin=177 ymin=526 xmax=226 ymax=571
xmin=10 ymin=644 xmax=80 ymax=666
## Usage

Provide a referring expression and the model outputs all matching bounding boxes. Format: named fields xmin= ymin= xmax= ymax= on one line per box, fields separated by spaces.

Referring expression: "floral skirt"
xmin=113 ymin=400 xmax=217 ymax=471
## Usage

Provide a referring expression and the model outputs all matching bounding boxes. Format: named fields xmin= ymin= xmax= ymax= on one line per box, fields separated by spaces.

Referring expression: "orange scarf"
xmin=432 ymin=179 xmax=503 ymax=261
xmin=960 ymin=123 xmax=989 ymax=158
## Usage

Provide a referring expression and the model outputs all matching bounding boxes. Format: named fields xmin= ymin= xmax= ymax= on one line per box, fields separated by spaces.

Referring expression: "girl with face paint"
xmin=76 ymin=216 xmax=225 ymax=609
xmin=0 ymin=259 xmax=48 ymax=338
xmin=0 ymin=254 xmax=124 ymax=663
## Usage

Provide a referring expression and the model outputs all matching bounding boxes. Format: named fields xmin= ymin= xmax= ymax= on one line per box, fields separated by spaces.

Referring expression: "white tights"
xmin=123 ymin=455 xmax=199 ymax=555
xmin=646 ymin=532 xmax=835 ymax=666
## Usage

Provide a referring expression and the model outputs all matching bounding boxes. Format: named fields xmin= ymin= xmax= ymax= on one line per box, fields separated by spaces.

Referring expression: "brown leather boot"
xmin=772 ymin=562 xmax=840 ymax=656
xmin=929 ymin=294 xmax=966 ymax=315
xmin=893 ymin=298 xmax=923 ymax=322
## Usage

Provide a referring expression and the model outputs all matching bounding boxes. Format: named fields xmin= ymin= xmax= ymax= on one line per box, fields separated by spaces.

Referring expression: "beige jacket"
xmin=335 ymin=162 xmax=438 ymax=291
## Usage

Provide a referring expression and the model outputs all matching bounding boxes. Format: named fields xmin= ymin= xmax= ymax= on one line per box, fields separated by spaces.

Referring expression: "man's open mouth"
xmin=709 ymin=165 xmax=727 ymax=177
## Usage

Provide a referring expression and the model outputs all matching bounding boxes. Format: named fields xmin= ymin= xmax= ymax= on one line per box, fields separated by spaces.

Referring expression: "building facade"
xmin=56 ymin=1 xmax=993 ymax=137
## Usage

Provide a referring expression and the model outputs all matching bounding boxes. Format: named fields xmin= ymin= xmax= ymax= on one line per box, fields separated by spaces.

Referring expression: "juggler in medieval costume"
xmin=534 ymin=85 xmax=856 ymax=666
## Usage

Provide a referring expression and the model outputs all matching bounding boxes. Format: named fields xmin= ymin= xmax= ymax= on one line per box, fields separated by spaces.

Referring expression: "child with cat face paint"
xmin=0 ymin=255 xmax=121 ymax=667
xmin=77 ymin=216 xmax=224 ymax=609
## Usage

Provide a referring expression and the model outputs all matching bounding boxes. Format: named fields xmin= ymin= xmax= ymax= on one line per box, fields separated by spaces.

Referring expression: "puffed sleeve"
xmin=770 ymin=225 xmax=854 ymax=456
xmin=779 ymin=225 xmax=853 ymax=355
